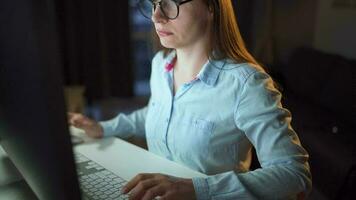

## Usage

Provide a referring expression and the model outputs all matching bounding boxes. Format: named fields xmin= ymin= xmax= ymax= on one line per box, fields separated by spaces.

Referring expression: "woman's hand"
xmin=122 ymin=173 xmax=196 ymax=200
xmin=67 ymin=112 xmax=104 ymax=138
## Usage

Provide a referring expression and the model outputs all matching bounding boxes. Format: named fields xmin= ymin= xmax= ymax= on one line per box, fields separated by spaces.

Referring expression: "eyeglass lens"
xmin=138 ymin=0 xmax=179 ymax=19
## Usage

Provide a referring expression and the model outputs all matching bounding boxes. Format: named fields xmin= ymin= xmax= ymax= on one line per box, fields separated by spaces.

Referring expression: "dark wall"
xmin=272 ymin=0 xmax=317 ymax=63
xmin=314 ymin=0 xmax=356 ymax=60
xmin=240 ymin=0 xmax=318 ymax=64
xmin=233 ymin=0 xmax=255 ymax=51
xmin=56 ymin=0 xmax=133 ymax=101
xmin=241 ymin=0 xmax=355 ymax=64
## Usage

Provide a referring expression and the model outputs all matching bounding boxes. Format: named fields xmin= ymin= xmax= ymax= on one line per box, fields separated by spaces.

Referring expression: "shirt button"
xmin=332 ymin=126 xmax=338 ymax=134
xmin=166 ymin=118 xmax=169 ymax=123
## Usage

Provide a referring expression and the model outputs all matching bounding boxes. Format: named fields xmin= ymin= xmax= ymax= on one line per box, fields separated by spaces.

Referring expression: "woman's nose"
xmin=151 ymin=5 xmax=167 ymax=23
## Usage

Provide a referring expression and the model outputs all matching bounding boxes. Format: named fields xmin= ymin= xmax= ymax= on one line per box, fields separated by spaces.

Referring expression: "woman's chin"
xmin=159 ymin=39 xmax=177 ymax=49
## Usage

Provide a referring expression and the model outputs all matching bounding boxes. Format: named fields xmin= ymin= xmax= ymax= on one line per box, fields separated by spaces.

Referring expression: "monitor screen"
xmin=0 ymin=0 xmax=81 ymax=199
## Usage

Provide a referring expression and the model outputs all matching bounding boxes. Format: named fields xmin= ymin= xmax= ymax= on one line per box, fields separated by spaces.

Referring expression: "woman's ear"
xmin=209 ymin=11 xmax=213 ymax=21
xmin=208 ymin=3 xmax=214 ymax=13
xmin=207 ymin=1 xmax=215 ymax=19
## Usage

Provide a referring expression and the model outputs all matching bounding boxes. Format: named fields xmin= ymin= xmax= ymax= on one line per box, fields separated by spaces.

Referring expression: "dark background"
xmin=57 ymin=0 xmax=355 ymax=99
xmin=48 ymin=0 xmax=356 ymax=199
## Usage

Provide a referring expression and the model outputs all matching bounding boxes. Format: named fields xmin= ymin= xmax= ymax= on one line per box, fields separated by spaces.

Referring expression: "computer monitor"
xmin=0 ymin=0 xmax=82 ymax=199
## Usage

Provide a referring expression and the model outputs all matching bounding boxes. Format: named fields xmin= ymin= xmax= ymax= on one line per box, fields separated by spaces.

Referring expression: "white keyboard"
xmin=75 ymin=152 xmax=129 ymax=200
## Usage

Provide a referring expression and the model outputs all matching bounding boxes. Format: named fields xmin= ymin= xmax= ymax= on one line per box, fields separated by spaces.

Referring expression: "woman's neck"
xmin=174 ymin=43 xmax=210 ymax=78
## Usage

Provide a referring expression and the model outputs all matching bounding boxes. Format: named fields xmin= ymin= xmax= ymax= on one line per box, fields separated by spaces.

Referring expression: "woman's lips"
xmin=157 ymin=30 xmax=173 ymax=37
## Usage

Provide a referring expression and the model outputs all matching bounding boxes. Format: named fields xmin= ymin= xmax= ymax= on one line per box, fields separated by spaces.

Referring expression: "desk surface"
xmin=1 ymin=129 xmax=205 ymax=199
xmin=75 ymin=137 xmax=206 ymax=181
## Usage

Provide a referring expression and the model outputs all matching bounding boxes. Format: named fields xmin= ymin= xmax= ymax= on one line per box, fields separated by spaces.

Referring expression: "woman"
xmin=69 ymin=0 xmax=312 ymax=199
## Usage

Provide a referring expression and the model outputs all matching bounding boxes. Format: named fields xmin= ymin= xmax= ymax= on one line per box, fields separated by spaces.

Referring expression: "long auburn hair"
xmin=157 ymin=0 xmax=262 ymax=69
xmin=207 ymin=0 xmax=259 ymax=65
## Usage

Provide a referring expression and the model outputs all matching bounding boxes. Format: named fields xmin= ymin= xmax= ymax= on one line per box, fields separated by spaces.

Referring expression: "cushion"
xmin=280 ymin=47 xmax=355 ymax=125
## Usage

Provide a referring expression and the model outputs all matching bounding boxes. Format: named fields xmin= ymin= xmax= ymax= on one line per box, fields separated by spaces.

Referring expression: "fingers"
xmin=67 ymin=112 xmax=78 ymax=125
xmin=123 ymin=173 xmax=194 ymax=200
xmin=67 ymin=112 xmax=88 ymax=128
xmin=67 ymin=112 xmax=103 ymax=138
xmin=67 ymin=112 xmax=75 ymax=124
xmin=67 ymin=112 xmax=75 ymax=116
xmin=123 ymin=173 xmax=151 ymax=194
xmin=141 ymin=185 xmax=165 ymax=200
xmin=130 ymin=179 xmax=161 ymax=200
xmin=123 ymin=173 xmax=167 ymax=200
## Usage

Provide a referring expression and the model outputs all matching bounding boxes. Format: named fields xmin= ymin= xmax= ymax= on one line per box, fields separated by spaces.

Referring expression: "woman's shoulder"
xmin=219 ymin=60 xmax=269 ymax=84
xmin=219 ymin=60 xmax=278 ymax=101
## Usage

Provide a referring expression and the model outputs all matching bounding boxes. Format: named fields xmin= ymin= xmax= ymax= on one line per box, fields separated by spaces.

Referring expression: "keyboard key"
xmin=75 ymin=152 xmax=128 ymax=200
xmin=109 ymin=192 xmax=121 ymax=198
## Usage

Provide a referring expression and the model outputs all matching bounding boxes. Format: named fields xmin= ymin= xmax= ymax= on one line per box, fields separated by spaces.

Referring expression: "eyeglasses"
xmin=137 ymin=0 xmax=193 ymax=20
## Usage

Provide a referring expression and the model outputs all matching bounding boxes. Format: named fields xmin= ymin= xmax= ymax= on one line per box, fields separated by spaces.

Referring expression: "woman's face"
xmin=152 ymin=0 xmax=212 ymax=50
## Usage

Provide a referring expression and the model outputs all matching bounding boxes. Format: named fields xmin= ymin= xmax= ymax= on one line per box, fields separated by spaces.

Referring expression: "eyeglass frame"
xmin=138 ymin=0 xmax=194 ymax=20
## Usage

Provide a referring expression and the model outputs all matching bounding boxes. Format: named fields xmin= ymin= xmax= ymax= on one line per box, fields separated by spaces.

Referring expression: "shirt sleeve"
xmin=192 ymin=71 xmax=312 ymax=200
xmin=97 ymin=51 xmax=165 ymax=139
xmin=99 ymin=106 xmax=147 ymax=139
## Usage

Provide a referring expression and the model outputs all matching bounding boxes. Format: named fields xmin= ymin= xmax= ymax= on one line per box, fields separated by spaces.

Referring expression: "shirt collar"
xmin=197 ymin=59 xmax=225 ymax=86
xmin=163 ymin=50 xmax=225 ymax=86
xmin=164 ymin=50 xmax=177 ymax=72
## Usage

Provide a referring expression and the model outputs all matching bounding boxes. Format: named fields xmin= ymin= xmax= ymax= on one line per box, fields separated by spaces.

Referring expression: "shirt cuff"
xmin=192 ymin=177 xmax=210 ymax=200
xmin=99 ymin=120 xmax=117 ymax=137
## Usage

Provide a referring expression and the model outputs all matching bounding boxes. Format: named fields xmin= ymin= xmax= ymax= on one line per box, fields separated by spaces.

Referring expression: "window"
xmin=129 ymin=0 xmax=155 ymax=96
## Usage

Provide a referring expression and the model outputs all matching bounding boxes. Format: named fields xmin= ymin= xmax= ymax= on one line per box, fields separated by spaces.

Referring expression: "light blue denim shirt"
xmin=100 ymin=51 xmax=312 ymax=199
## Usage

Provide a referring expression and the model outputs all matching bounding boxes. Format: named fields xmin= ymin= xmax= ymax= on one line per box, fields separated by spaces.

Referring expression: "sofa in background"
xmin=268 ymin=47 xmax=356 ymax=199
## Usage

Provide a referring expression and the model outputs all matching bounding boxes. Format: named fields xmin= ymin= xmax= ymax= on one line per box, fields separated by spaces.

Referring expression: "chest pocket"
xmin=145 ymin=100 xmax=163 ymax=139
xmin=172 ymin=117 xmax=215 ymax=157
